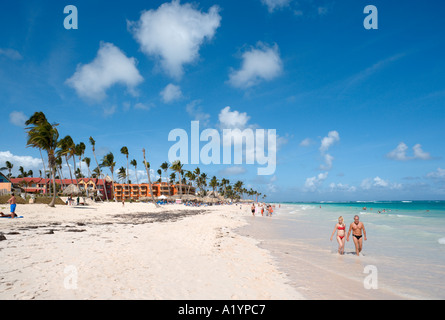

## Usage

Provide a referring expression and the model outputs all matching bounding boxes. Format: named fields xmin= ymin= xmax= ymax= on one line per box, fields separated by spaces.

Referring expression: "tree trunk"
xmin=143 ymin=149 xmax=159 ymax=208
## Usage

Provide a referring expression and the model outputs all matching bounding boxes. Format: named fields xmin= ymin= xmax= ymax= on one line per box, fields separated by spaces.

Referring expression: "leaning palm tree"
xmin=120 ymin=146 xmax=129 ymax=185
xmin=100 ymin=152 xmax=117 ymax=202
xmin=25 ymin=115 xmax=59 ymax=207
xmin=25 ymin=112 xmax=49 ymax=191
xmin=142 ymin=148 xmax=159 ymax=207
xmin=89 ymin=137 xmax=107 ymax=202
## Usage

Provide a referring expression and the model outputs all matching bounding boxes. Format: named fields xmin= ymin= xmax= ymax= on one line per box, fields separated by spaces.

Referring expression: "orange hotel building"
xmin=113 ymin=182 xmax=196 ymax=201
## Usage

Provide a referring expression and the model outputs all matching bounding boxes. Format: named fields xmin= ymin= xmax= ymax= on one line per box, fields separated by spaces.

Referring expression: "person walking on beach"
xmin=251 ymin=204 xmax=255 ymax=216
xmin=330 ymin=216 xmax=346 ymax=255
xmin=347 ymin=215 xmax=367 ymax=256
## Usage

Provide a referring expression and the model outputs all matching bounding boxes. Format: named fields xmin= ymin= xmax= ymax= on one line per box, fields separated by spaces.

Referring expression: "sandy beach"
xmin=0 ymin=202 xmax=303 ymax=300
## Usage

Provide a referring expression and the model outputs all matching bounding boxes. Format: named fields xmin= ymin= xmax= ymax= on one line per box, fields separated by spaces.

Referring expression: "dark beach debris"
xmin=112 ymin=209 xmax=208 ymax=224
xmin=0 ymin=233 xmax=6 ymax=241
xmin=66 ymin=229 xmax=87 ymax=233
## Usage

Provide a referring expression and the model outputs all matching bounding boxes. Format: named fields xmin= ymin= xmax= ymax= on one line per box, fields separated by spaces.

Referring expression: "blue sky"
xmin=1 ymin=0 xmax=445 ymax=201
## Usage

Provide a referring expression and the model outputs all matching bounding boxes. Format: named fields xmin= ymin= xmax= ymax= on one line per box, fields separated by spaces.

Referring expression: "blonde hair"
xmin=338 ymin=216 xmax=344 ymax=225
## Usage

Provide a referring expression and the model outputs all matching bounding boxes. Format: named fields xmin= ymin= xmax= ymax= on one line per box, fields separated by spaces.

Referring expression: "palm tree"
xmin=120 ymin=146 xmax=129 ymax=185
xmin=130 ymin=159 xmax=138 ymax=184
xmin=185 ymin=170 xmax=196 ymax=195
xmin=157 ymin=168 xmax=162 ymax=183
xmin=55 ymin=156 xmax=65 ymax=191
xmin=130 ymin=159 xmax=139 ymax=198
xmin=75 ymin=142 xmax=86 ymax=179
xmin=57 ymin=135 xmax=75 ymax=184
xmin=25 ymin=114 xmax=59 ymax=207
xmin=0 ymin=161 xmax=14 ymax=179
xmin=209 ymin=176 xmax=219 ymax=197
xmin=170 ymin=160 xmax=184 ymax=198
xmin=160 ymin=161 xmax=170 ymax=195
xmin=142 ymin=148 xmax=159 ymax=207
xmin=118 ymin=166 xmax=127 ymax=183
xmin=220 ymin=178 xmax=229 ymax=197
xmin=100 ymin=152 xmax=117 ymax=202
xmin=89 ymin=137 xmax=107 ymax=202
xmin=83 ymin=157 xmax=92 ymax=178
xmin=25 ymin=112 xmax=48 ymax=186
xmin=234 ymin=181 xmax=244 ymax=200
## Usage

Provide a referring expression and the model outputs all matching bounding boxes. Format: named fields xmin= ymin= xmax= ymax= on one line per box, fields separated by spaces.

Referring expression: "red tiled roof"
xmin=11 ymin=178 xmax=111 ymax=185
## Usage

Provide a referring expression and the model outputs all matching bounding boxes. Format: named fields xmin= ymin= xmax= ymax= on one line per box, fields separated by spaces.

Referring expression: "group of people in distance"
xmin=251 ymin=203 xmax=274 ymax=216
xmin=331 ymin=215 xmax=367 ymax=256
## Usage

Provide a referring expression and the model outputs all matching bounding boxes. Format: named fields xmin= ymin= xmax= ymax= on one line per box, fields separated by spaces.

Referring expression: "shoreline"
xmin=237 ymin=216 xmax=405 ymax=300
xmin=238 ymin=204 xmax=445 ymax=300
xmin=0 ymin=202 xmax=303 ymax=300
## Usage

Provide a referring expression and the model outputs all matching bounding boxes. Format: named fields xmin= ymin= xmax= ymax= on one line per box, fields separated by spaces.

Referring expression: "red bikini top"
xmin=338 ymin=226 xmax=345 ymax=230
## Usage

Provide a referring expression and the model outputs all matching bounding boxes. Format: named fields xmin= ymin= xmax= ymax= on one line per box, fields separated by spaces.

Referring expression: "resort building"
xmin=9 ymin=177 xmax=113 ymax=200
xmin=113 ymin=182 xmax=196 ymax=202
xmin=0 ymin=172 xmax=13 ymax=195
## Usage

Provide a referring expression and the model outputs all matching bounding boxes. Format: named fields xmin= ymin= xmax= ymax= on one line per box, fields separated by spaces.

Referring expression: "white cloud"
xmin=9 ymin=111 xmax=28 ymax=127
xmin=160 ymin=83 xmax=183 ymax=103
xmin=361 ymin=176 xmax=402 ymax=190
xmin=218 ymin=106 xmax=250 ymax=129
xmin=304 ymin=172 xmax=328 ymax=192
xmin=128 ymin=0 xmax=221 ymax=79
xmin=0 ymin=48 xmax=23 ymax=60
xmin=0 ymin=151 xmax=42 ymax=173
xmin=387 ymin=142 xmax=409 ymax=161
xmin=427 ymin=168 xmax=445 ymax=179
xmin=387 ymin=142 xmax=431 ymax=161
xmin=329 ymin=183 xmax=356 ymax=192
xmin=319 ymin=130 xmax=340 ymax=170
xmin=66 ymin=42 xmax=143 ymax=101
xmin=228 ymin=42 xmax=283 ymax=89
xmin=320 ymin=153 xmax=334 ymax=170
xmin=320 ymin=130 xmax=340 ymax=153
xmin=299 ymin=138 xmax=313 ymax=147
xmin=261 ymin=0 xmax=292 ymax=12
xmin=412 ymin=144 xmax=431 ymax=160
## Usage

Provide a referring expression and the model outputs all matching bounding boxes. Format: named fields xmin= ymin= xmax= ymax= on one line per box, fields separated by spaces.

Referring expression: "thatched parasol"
xmin=62 ymin=184 xmax=81 ymax=196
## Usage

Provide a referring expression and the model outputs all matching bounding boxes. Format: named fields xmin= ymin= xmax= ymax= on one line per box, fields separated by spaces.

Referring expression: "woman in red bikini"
xmin=330 ymin=216 xmax=346 ymax=255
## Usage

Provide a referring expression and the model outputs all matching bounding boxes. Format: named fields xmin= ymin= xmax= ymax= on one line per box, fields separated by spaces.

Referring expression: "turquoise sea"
xmin=241 ymin=201 xmax=445 ymax=299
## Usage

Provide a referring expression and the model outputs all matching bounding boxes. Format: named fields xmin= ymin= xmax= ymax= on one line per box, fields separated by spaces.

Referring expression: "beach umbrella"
xmin=158 ymin=195 xmax=168 ymax=200
xmin=62 ymin=184 xmax=81 ymax=196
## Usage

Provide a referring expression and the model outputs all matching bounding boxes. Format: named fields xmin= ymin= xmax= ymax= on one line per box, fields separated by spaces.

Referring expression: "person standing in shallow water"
xmin=330 ymin=216 xmax=346 ymax=255
xmin=347 ymin=215 xmax=367 ymax=256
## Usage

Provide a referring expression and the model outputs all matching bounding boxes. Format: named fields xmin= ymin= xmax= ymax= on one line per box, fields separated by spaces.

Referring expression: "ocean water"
xmin=241 ymin=201 xmax=445 ymax=299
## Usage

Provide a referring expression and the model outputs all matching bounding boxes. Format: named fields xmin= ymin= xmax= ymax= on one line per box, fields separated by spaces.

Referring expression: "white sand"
xmin=0 ymin=202 xmax=304 ymax=300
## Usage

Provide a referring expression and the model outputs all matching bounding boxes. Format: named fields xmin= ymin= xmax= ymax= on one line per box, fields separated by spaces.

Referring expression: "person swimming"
xmin=330 ymin=216 xmax=346 ymax=255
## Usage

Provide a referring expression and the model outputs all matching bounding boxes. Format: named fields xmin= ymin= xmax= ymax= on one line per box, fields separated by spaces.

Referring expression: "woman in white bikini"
xmin=330 ymin=216 xmax=346 ymax=255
